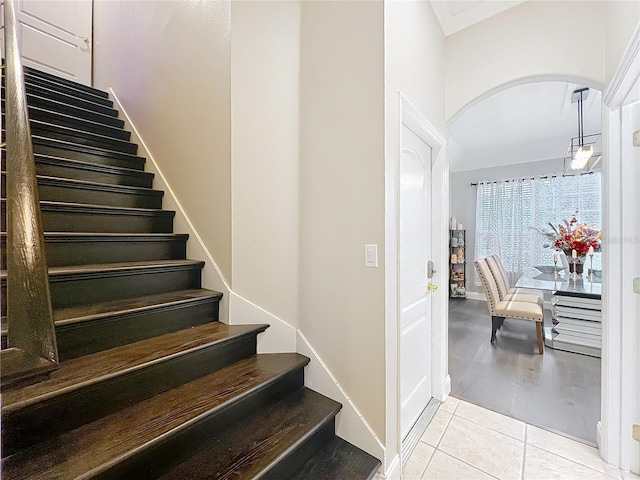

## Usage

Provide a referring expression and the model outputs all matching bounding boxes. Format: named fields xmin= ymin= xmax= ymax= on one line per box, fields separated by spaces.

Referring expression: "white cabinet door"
xmin=399 ymin=122 xmax=433 ymax=440
xmin=5 ymin=0 xmax=93 ymax=86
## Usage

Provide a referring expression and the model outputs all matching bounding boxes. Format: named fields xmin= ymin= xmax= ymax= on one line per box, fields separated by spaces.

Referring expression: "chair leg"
xmin=491 ymin=316 xmax=502 ymax=343
xmin=536 ymin=321 xmax=544 ymax=354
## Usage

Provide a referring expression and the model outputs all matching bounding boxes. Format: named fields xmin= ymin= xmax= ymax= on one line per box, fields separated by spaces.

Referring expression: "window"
xmin=475 ymin=172 xmax=601 ymax=285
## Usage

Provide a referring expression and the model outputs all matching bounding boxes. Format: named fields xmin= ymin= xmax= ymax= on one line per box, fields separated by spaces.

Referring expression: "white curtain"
xmin=475 ymin=173 xmax=602 ymax=286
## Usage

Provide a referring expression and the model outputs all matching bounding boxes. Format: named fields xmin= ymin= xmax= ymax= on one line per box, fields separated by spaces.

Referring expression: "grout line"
xmin=450 ymin=401 xmax=526 ymax=442
xmin=432 ymin=450 xmax=502 ymax=480
xmin=521 ymin=424 xmax=528 ymax=479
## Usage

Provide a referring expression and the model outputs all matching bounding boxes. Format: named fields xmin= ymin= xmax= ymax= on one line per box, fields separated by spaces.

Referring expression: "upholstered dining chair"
xmin=475 ymin=258 xmax=544 ymax=354
xmin=486 ymin=256 xmax=544 ymax=306
xmin=488 ymin=254 xmax=544 ymax=299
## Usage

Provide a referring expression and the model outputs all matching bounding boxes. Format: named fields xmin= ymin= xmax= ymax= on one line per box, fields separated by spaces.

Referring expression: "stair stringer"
xmin=108 ymin=85 xmax=384 ymax=472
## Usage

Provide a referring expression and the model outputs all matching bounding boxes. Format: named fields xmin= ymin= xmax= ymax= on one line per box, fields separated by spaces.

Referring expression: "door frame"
xmin=385 ymin=93 xmax=449 ymax=476
xmin=600 ymin=23 xmax=640 ymax=473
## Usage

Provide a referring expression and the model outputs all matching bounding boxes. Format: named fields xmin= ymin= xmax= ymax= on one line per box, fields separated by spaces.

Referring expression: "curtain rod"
xmin=470 ymin=171 xmax=594 ymax=186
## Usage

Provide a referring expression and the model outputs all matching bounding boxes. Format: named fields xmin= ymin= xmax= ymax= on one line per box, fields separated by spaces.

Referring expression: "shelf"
xmin=449 ymin=228 xmax=466 ymax=299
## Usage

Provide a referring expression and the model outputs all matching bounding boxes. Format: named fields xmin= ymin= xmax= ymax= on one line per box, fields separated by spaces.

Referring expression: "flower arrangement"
xmin=536 ymin=209 xmax=602 ymax=257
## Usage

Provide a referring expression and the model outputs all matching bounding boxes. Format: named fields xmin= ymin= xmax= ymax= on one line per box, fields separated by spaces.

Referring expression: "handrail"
xmin=2 ymin=0 xmax=58 ymax=384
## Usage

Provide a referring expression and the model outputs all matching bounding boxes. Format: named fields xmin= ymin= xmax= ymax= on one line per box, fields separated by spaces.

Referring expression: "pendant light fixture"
xmin=564 ymin=87 xmax=601 ymax=174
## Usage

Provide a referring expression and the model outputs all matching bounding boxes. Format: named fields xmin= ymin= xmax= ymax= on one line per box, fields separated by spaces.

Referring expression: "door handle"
xmin=427 ymin=283 xmax=438 ymax=292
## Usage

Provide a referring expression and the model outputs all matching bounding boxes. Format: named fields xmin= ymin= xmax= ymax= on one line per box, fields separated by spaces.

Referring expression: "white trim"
xmin=383 ymin=454 xmax=401 ymax=480
xmin=603 ymin=24 xmax=640 ymax=106
xmin=296 ymin=330 xmax=385 ymax=461
xmin=464 ymin=291 xmax=486 ymax=302
xmin=387 ymin=93 xmax=448 ymax=470
xmin=600 ymin=23 xmax=640 ymax=473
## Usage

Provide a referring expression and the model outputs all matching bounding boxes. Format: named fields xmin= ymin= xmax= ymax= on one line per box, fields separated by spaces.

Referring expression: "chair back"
xmin=475 ymin=258 xmax=501 ymax=316
xmin=490 ymin=255 xmax=512 ymax=289
xmin=486 ymin=256 xmax=509 ymax=299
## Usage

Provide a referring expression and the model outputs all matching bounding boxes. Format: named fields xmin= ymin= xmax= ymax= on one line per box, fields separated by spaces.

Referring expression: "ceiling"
xmin=430 ymin=0 xmax=527 ymax=36
xmin=448 ymin=82 xmax=602 ymax=173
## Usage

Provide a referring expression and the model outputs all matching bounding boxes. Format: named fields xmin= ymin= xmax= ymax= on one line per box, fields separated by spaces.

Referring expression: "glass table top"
xmin=515 ymin=268 xmax=602 ymax=296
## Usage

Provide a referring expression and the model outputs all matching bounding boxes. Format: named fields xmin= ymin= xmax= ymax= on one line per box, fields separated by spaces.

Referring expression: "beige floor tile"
xmin=438 ymin=415 xmax=524 ymax=479
xmin=621 ymin=471 xmax=640 ymax=479
xmin=422 ymin=450 xmax=495 ymax=480
xmin=455 ymin=399 xmax=526 ymax=441
xmin=524 ymin=444 xmax=617 ymax=480
xmin=403 ymin=442 xmax=435 ymax=480
xmin=439 ymin=396 xmax=460 ymax=414
xmin=526 ymin=425 xmax=621 ymax=478
xmin=420 ymin=409 xmax=453 ymax=447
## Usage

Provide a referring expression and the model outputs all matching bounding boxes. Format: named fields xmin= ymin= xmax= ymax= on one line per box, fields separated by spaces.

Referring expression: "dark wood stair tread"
xmin=54 ymin=288 xmax=220 ymax=325
xmin=1 ymin=288 xmax=216 ymax=333
xmin=1 ymin=322 xmax=268 ymax=413
xmin=2 ymin=353 xmax=308 ymax=480
xmin=35 ymin=199 xmax=175 ymax=216
xmin=1 ymin=259 xmax=203 ymax=282
xmin=289 ymin=436 xmax=382 ymax=480
xmin=2 ymin=172 xmax=162 ymax=198
xmin=159 ymin=387 xmax=341 ymax=480
xmin=31 ymin=134 xmax=145 ymax=162
xmin=23 ymin=66 xmax=110 ymax=99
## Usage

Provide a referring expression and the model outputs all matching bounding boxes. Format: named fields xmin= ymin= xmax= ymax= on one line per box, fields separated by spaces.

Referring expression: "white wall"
xmin=92 ymin=0 xmax=233 ymax=284
xmin=298 ymin=0 xmax=386 ymax=444
xmin=605 ymin=1 xmax=640 ymax=86
xmin=230 ymin=1 xmax=300 ymax=351
xmin=445 ymin=0 xmax=606 ymax=121
xmin=384 ymin=1 xmax=447 ymax=474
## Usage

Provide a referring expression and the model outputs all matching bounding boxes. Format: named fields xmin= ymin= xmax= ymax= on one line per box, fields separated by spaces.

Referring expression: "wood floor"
xmin=448 ymin=299 xmax=601 ymax=444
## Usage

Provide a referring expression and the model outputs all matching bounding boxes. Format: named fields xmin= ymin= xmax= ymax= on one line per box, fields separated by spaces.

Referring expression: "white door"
xmin=3 ymin=0 xmax=93 ymax=85
xmin=399 ymin=122 xmax=433 ymax=440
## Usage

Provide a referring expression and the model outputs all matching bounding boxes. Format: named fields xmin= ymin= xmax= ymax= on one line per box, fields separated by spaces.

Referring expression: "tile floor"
xmin=403 ymin=396 xmax=639 ymax=480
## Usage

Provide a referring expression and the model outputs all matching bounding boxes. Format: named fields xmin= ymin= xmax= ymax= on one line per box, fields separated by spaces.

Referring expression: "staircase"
xmin=1 ymin=66 xmax=381 ymax=479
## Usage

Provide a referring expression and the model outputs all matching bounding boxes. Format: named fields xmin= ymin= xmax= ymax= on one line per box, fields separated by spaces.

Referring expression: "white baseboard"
xmin=464 ymin=291 xmax=486 ymax=301
xmin=296 ymin=330 xmax=385 ymax=463
xmin=383 ymin=454 xmax=401 ymax=479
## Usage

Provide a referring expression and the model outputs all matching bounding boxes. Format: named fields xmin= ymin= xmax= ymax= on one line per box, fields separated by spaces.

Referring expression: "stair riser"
xmin=24 ymin=75 xmax=113 ymax=106
xmin=38 ymin=183 xmax=162 ymax=209
xmin=18 ymin=105 xmax=129 ymax=138
xmin=0 ymin=298 xmax=218 ymax=356
xmin=1 ymin=264 xmax=202 ymax=310
xmin=57 ymin=299 xmax=220 ymax=361
xmin=28 ymin=124 xmax=138 ymax=155
xmin=2 ymin=85 xmax=116 ymax=117
xmin=33 ymin=144 xmax=145 ymax=170
xmin=24 ymin=95 xmax=122 ymax=127
xmin=263 ymin=419 xmax=336 ymax=480
xmin=1 ymin=205 xmax=173 ymax=233
xmin=0 ymin=174 xmax=161 ymax=210
xmin=1 ymin=237 xmax=187 ymax=268
xmin=1 ymin=333 xmax=258 ymax=456
xmin=23 ymin=66 xmax=110 ymax=99
xmin=28 ymin=158 xmax=152 ymax=188
xmin=3 ymin=73 xmax=113 ymax=106
xmin=95 ymin=368 xmax=305 ymax=480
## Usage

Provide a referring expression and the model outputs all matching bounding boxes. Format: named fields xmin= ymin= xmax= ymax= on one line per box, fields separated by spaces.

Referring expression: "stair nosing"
xmin=0 ymin=260 xmax=205 ymax=282
xmin=53 ymin=289 xmax=223 ymax=327
xmin=0 ymin=232 xmax=188 ymax=242
xmin=15 ymin=103 xmax=126 ymax=132
xmin=33 ymin=200 xmax=175 ymax=217
xmin=22 ymin=67 xmax=110 ymax=99
xmin=30 ymin=154 xmax=152 ymax=178
xmin=32 ymin=135 xmax=145 ymax=162
xmin=1 ymin=323 xmax=270 ymax=415
xmin=12 ymin=88 xmax=120 ymax=118
xmin=19 ymin=74 xmax=111 ymax=102
xmin=21 ymin=78 xmax=114 ymax=107
xmin=28 ymin=119 xmax=135 ymax=146
xmin=33 ymin=174 xmax=163 ymax=197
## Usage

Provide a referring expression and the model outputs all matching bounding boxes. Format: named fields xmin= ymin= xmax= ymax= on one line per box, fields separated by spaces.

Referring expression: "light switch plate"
xmin=364 ymin=244 xmax=378 ymax=268
xmin=633 ymin=277 xmax=640 ymax=294
xmin=633 ymin=130 xmax=640 ymax=147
